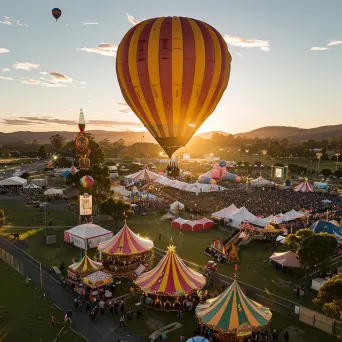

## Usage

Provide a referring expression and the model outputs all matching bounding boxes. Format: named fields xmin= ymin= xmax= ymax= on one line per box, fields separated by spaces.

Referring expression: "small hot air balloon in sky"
xmin=52 ymin=8 xmax=62 ymax=22
xmin=78 ymin=108 xmax=86 ymax=133
xmin=116 ymin=16 xmax=232 ymax=158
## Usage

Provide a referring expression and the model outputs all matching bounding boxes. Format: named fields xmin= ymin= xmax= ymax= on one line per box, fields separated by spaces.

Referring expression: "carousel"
xmin=67 ymin=252 xmax=103 ymax=287
xmin=196 ymin=277 xmax=272 ymax=341
xmin=135 ymin=240 xmax=206 ymax=311
xmin=97 ymin=222 xmax=154 ymax=278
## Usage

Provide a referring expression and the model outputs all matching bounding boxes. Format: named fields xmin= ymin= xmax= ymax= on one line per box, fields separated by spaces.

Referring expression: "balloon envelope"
xmin=116 ymin=16 xmax=231 ymax=158
xmin=52 ymin=8 xmax=62 ymax=21
xmin=80 ymin=175 xmax=94 ymax=188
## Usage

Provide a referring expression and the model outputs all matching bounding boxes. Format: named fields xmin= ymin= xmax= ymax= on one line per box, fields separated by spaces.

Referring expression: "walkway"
xmin=0 ymin=237 xmax=148 ymax=342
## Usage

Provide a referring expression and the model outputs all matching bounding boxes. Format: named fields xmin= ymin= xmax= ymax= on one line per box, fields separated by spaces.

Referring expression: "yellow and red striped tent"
xmin=97 ymin=223 xmax=153 ymax=256
xmin=135 ymin=244 xmax=206 ymax=296
xmin=196 ymin=280 xmax=272 ymax=336
xmin=68 ymin=252 xmax=103 ymax=275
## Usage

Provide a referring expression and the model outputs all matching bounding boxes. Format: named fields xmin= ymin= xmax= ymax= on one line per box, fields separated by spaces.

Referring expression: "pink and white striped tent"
xmin=125 ymin=169 xmax=160 ymax=181
xmin=294 ymin=181 xmax=314 ymax=193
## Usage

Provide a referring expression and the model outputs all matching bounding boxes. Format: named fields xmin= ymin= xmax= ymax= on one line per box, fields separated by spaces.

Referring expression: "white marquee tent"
xmin=281 ymin=209 xmax=304 ymax=222
xmin=0 ymin=176 xmax=27 ymax=186
xmin=64 ymin=223 xmax=113 ymax=250
xmin=250 ymin=176 xmax=271 ymax=187
xmin=170 ymin=201 xmax=185 ymax=214
xmin=211 ymin=204 xmax=239 ymax=219
xmin=226 ymin=206 xmax=256 ymax=228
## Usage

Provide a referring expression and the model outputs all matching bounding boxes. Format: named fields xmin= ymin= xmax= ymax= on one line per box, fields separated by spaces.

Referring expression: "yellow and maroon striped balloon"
xmin=116 ymin=16 xmax=232 ymax=158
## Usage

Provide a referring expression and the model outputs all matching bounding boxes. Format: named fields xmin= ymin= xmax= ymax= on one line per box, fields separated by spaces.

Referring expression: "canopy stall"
xmin=0 ymin=176 xmax=27 ymax=186
xmin=171 ymin=218 xmax=214 ymax=232
xmin=310 ymin=220 xmax=342 ymax=241
xmin=98 ymin=223 xmax=154 ymax=277
xmin=294 ymin=181 xmax=314 ymax=192
xmin=269 ymin=251 xmax=301 ymax=269
xmin=170 ymin=201 xmax=185 ymax=214
xmin=135 ymin=242 xmax=206 ymax=311
xmin=282 ymin=209 xmax=304 ymax=222
xmin=196 ymin=279 xmax=272 ymax=341
xmin=160 ymin=212 xmax=175 ymax=220
xmin=83 ymin=271 xmax=113 ymax=289
xmin=64 ymin=223 xmax=113 ymax=250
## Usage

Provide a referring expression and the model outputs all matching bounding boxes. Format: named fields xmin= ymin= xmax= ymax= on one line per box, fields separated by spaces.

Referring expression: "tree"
xmin=49 ymin=134 xmax=65 ymax=152
xmin=267 ymin=141 xmax=282 ymax=157
xmin=54 ymin=156 xmax=71 ymax=168
xmin=334 ymin=169 xmax=342 ymax=178
xmin=37 ymin=145 xmax=48 ymax=160
xmin=314 ymin=274 xmax=342 ymax=320
xmin=285 ymin=229 xmax=337 ymax=272
xmin=0 ymin=209 xmax=5 ymax=226
xmin=321 ymin=168 xmax=332 ymax=178
xmin=20 ymin=172 xmax=30 ymax=179
xmin=100 ymin=198 xmax=133 ymax=230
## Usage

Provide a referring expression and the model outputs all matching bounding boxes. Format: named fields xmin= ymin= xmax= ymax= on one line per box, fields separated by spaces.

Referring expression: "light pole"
xmin=245 ymin=149 xmax=249 ymax=164
xmin=335 ymin=153 xmax=340 ymax=171
xmin=316 ymin=152 xmax=323 ymax=173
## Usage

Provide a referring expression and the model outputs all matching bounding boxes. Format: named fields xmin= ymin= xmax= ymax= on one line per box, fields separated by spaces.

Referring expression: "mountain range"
xmin=0 ymin=123 xmax=341 ymax=145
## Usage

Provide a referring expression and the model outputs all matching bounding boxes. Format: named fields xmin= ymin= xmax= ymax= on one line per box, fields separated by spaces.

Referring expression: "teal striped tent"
xmin=196 ymin=280 xmax=272 ymax=337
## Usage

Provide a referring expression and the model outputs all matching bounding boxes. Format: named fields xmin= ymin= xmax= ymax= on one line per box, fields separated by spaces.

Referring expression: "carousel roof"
xmin=196 ymin=280 xmax=272 ymax=334
xmin=68 ymin=253 xmax=103 ymax=275
xmin=97 ymin=223 xmax=153 ymax=256
xmin=135 ymin=243 xmax=206 ymax=296
xmin=125 ymin=169 xmax=160 ymax=181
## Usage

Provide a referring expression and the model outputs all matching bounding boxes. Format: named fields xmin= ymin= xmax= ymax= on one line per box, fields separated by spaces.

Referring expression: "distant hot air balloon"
xmin=80 ymin=175 xmax=94 ymax=188
xmin=116 ymin=16 xmax=232 ymax=158
xmin=52 ymin=8 xmax=62 ymax=22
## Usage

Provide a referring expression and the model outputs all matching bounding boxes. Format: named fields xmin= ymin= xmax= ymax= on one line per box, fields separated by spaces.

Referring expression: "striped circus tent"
xmin=97 ymin=223 xmax=153 ymax=256
xmin=125 ymin=169 xmax=160 ymax=181
xmin=68 ymin=252 xmax=103 ymax=276
xmin=294 ymin=180 xmax=314 ymax=193
xmin=196 ymin=280 xmax=272 ymax=338
xmin=135 ymin=243 xmax=206 ymax=296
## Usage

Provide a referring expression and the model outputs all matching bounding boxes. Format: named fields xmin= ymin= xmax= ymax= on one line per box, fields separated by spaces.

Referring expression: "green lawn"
xmin=0 ymin=260 xmax=80 ymax=342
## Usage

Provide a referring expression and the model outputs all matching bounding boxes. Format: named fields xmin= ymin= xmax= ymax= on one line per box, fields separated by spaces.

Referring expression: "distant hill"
xmin=0 ymin=130 xmax=157 ymax=145
xmin=1 ymin=123 xmax=341 ymax=146
xmin=197 ymin=125 xmax=342 ymax=141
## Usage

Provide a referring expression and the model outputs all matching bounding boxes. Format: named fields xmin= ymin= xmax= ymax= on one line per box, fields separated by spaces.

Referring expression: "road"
xmin=0 ymin=237 xmax=148 ymax=342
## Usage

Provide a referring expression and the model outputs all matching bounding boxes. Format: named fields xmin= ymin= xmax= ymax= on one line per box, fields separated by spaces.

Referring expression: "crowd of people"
xmin=143 ymin=182 xmax=342 ymax=219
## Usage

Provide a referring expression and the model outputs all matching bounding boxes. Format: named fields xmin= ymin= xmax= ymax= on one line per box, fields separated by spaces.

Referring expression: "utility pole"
xmin=44 ymin=204 xmax=47 ymax=237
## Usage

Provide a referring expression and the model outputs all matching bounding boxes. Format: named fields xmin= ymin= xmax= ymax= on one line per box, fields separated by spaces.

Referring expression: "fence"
xmin=0 ymin=247 xmax=25 ymax=275
xmin=153 ymin=246 xmax=342 ymax=340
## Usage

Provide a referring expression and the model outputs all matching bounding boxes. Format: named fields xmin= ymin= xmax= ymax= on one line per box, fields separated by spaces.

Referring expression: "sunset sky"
xmin=1 ymin=0 xmax=342 ymax=135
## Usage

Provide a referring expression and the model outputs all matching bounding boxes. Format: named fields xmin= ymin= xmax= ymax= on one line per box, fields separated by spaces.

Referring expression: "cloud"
xmin=223 ymin=35 xmax=271 ymax=51
xmin=0 ymin=48 xmax=10 ymax=54
xmin=22 ymin=79 xmax=40 ymax=85
xmin=13 ymin=62 xmax=40 ymax=71
xmin=113 ymin=101 xmax=133 ymax=113
xmin=0 ymin=76 xmax=13 ymax=81
xmin=48 ymin=72 xmax=73 ymax=83
xmin=327 ymin=40 xmax=342 ymax=46
xmin=236 ymin=52 xmax=244 ymax=57
xmin=0 ymin=16 xmax=29 ymax=26
xmin=127 ymin=14 xmax=140 ymax=26
xmin=82 ymin=21 xmax=99 ymax=25
xmin=310 ymin=47 xmax=329 ymax=51
xmin=41 ymin=82 xmax=66 ymax=88
xmin=0 ymin=68 xmax=11 ymax=72
xmin=77 ymin=43 xmax=118 ymax=57
xmin=8 ymin=116 xmax=143 ymax=128
xmin=76 ymin=81 xmax=88 ymax=85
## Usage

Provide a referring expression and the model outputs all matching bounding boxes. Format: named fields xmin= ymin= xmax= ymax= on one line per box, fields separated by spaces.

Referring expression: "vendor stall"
xmin=82 ymin=271 xmax=113 ymax=301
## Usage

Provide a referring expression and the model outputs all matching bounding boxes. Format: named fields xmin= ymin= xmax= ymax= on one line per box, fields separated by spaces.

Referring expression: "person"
xmin=284 ymin=330 xmax=289 ymax=341
xmin=109 ymin=301 xmax=114 ymax=316
xmin=127 ymin=308 xmax=133 ymax=321
xmin=99 ymin=299 xmax=105 ymax=315
xmin=114 ymin=300 xmax=119 ymax=316
xmin=272 ymin=329 xmax=278 ymax=342
xmin=25 ymin=276 xmax=31 ymax=287
xmin=49 ymin=218 xmax=52 ymax=226
xmin=119 ymin=314 xmax=125 ymax=328
xmin=51 ymin=314 xmax=56 ymax=329
xmin=177 ymin=311 xmax=183 ymax=324
xmin=159 ymin=233 xmax=162 ymax=241
xmin=86 ymin=301 xmax=91 ymax=313
xmin=296 ymin=285 xmax=300 ymax=300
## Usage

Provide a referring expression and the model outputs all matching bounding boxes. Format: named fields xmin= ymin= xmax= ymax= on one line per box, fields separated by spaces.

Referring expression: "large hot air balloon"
xmin=116 ymin=16 xmax=232 ymax=158
xmin=52 ymin=8 xmax=62 ymax=22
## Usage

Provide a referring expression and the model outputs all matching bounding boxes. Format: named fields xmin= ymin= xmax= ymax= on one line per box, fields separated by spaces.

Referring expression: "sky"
xmin=0 ymin=0 xmax=342 ymax=136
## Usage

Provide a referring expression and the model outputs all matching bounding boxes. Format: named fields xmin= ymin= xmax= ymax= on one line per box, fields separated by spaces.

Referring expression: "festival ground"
xmin=0 ymin=195 xmax=339 ymax=341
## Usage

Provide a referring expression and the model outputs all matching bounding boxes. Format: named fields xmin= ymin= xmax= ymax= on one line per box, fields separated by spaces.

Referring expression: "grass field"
xmin=0 ymin=260 xmax=81 ymax=342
